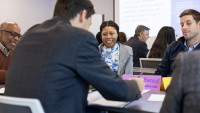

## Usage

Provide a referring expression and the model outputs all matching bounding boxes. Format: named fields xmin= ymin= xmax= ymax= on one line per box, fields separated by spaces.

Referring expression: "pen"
xmin=138 ymin=72 xmax=143 ymax=78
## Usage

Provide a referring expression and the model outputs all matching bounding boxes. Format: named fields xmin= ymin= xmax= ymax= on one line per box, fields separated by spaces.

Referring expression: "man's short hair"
xmin=180 ymin=9 xmax=200 ymax=23
xmin=53 ymin=0 xmax=95 ymax=20
xmin=135 ymin=25 xmax=150 ymax=37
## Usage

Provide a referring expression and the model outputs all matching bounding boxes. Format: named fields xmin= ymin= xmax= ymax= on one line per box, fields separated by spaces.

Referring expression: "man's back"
xmin=125 ymin=36 xmax=148 ymax=67
xmin=160 ymin=50 xmax=200 ymax=113
xmin=5 ymin=17 xmax=141 ymax=113
xmin=5 ymin=17 xmax=90 ymax=113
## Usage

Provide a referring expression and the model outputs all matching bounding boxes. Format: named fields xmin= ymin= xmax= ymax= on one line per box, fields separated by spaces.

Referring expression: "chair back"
xmin=0 ymin=95 xmax=45 ymax=113
xmin=140 ymin=58 xmax=162 ymax=68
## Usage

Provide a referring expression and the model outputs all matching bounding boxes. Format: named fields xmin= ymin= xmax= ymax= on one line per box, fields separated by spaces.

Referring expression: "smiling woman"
xmin=98 ymin=20 xmax=133 ymax=76
xmin=101 ymin=26 xmax=118 ymax=48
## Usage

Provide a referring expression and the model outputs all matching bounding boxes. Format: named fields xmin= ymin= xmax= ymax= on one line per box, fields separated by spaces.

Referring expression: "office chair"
xmin=0 ymin=95 xmax=45 ymax=113
xmin=140 ymin=58 xmax=162 ymax=69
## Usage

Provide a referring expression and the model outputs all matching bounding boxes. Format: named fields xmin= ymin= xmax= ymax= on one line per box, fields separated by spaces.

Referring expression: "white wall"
xmin=90 ymin=0 xmax=114 ymax=21
xmin=0 ymin=0 xmax=156 ymax=49
xmin=89 ymin=14 xmax=104 ymax=36
xmin=0 ymin=0 xmax=56 ymax=34
xmin=0 ymin=0 xmax=113 ymax=35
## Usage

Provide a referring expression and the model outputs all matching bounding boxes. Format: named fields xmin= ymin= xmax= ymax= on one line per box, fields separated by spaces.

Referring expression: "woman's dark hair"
xmin=100 ymin=20 xmax=120 ymax=42
xmin=119 ymin=32 xmax=127 ymax=44
xmin=53 ymin=0 xmax=95 ymax=20
xmin=96 ymin=32 xmax=102 ymax=45
xmin=148 ymin=26 xmax=176 ymax=58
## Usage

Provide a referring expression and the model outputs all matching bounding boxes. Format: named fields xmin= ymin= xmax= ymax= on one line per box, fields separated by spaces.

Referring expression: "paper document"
xmin=87 ymin=91 xmax=129 ymax=108
xmin=0 ymin=88 xmax=5 ymax=94
xmin=148 ymin=94 xmax=165 ymax=101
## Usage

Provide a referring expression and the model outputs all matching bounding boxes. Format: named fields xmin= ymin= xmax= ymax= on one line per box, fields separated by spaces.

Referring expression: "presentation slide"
xmin=115 ymin=0 xmax=200 ymax=37
xmin=171 ymin=0 xmax=200 ymax=35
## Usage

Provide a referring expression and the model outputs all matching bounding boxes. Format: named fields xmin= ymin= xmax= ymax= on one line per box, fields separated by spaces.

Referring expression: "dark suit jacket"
xmin=160 ymin=50 xmax=200 ymax=113
xmin=5 ymin=16 xmax=141 ymax=113
xmin=125 ymin=36 xmax=148 ymax=67
xmin=155 ymin=37 xmax=200 ymax=77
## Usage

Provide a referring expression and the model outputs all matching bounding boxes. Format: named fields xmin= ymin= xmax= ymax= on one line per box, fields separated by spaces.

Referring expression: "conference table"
xmin=1 ymin=83 xmax=165 ymax=113
xmin=88 ymin=90 xmax=165 ymax=113
xmin=125 ymin=90 xmax=165 ymax=112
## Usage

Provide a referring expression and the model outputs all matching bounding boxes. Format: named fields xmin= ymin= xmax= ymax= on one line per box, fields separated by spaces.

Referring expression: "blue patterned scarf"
xmin=101 ymin=43 xmax=119 ymax=72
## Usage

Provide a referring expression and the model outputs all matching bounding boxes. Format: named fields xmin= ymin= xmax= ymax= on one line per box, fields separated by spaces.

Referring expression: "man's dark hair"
xmin=180 ymin=9 xmax=200 ymax=23
xmin=100 ymin=20 xmax=120 ymax=42
xmin=135 ymin=25 xmax=150 ymax=37
xmin=53 ymin=0 xmax=95 ymax=20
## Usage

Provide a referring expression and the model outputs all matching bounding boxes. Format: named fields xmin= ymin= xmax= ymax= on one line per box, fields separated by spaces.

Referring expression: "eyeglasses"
xmin=1 ymin=30 xmax=22 ymax=38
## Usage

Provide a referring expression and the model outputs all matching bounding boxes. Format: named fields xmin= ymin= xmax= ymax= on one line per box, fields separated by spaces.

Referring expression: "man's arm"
xmin=76 ymin=33 xmax=141 ymax=101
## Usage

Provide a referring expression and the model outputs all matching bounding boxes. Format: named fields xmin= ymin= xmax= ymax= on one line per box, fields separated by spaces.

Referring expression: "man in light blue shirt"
xmin=155 ymin=9 xmax=200 ymax=77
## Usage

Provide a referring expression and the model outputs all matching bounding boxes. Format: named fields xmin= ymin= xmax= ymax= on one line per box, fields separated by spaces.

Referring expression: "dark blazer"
xmin=160 ymin=50 xmax=200 ymax=113
xmin=155 ymin=37 xmax=200 ymax=77
xmin=4 ymin=16 xmax=141 ymax=113
xmin=125 ymin=36 xmax=148 ymax=67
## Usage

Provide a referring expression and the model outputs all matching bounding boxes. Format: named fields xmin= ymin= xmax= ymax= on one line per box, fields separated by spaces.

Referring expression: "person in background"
xmin=160 ymin=50 xmax=200 ymax=113
xmin=99 ymin=20 xmax=133 ymax=76
xmin=4 ymin=0 xmax=145 ymax=113
xmin=125 ymin=25 xmax=150 ymax=67
xmin=0 ymin=21 xmax=21 ymax=83
xmin=148 ymin=26 xmax=176 ymax=58
xmin=155 ymin=9 xmax=200 ymax=77
xmin=95 ymin=31 xmax=102 ymax=45
xmin=119 ymin=32 xmax=127 ymax=44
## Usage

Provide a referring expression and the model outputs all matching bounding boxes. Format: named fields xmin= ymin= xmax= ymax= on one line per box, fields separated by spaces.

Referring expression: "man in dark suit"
xmin=4 ymin=0 xmax=145 ymax=113
xmin=160 ymin=50 xmax=200 ymax=113
xmin=125 ymin=25 xmax=150 ymax=67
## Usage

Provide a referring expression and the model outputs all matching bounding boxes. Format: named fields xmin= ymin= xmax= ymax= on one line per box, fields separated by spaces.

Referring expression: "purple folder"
xmin=122 ymin=74 xmax=162 ymax=90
